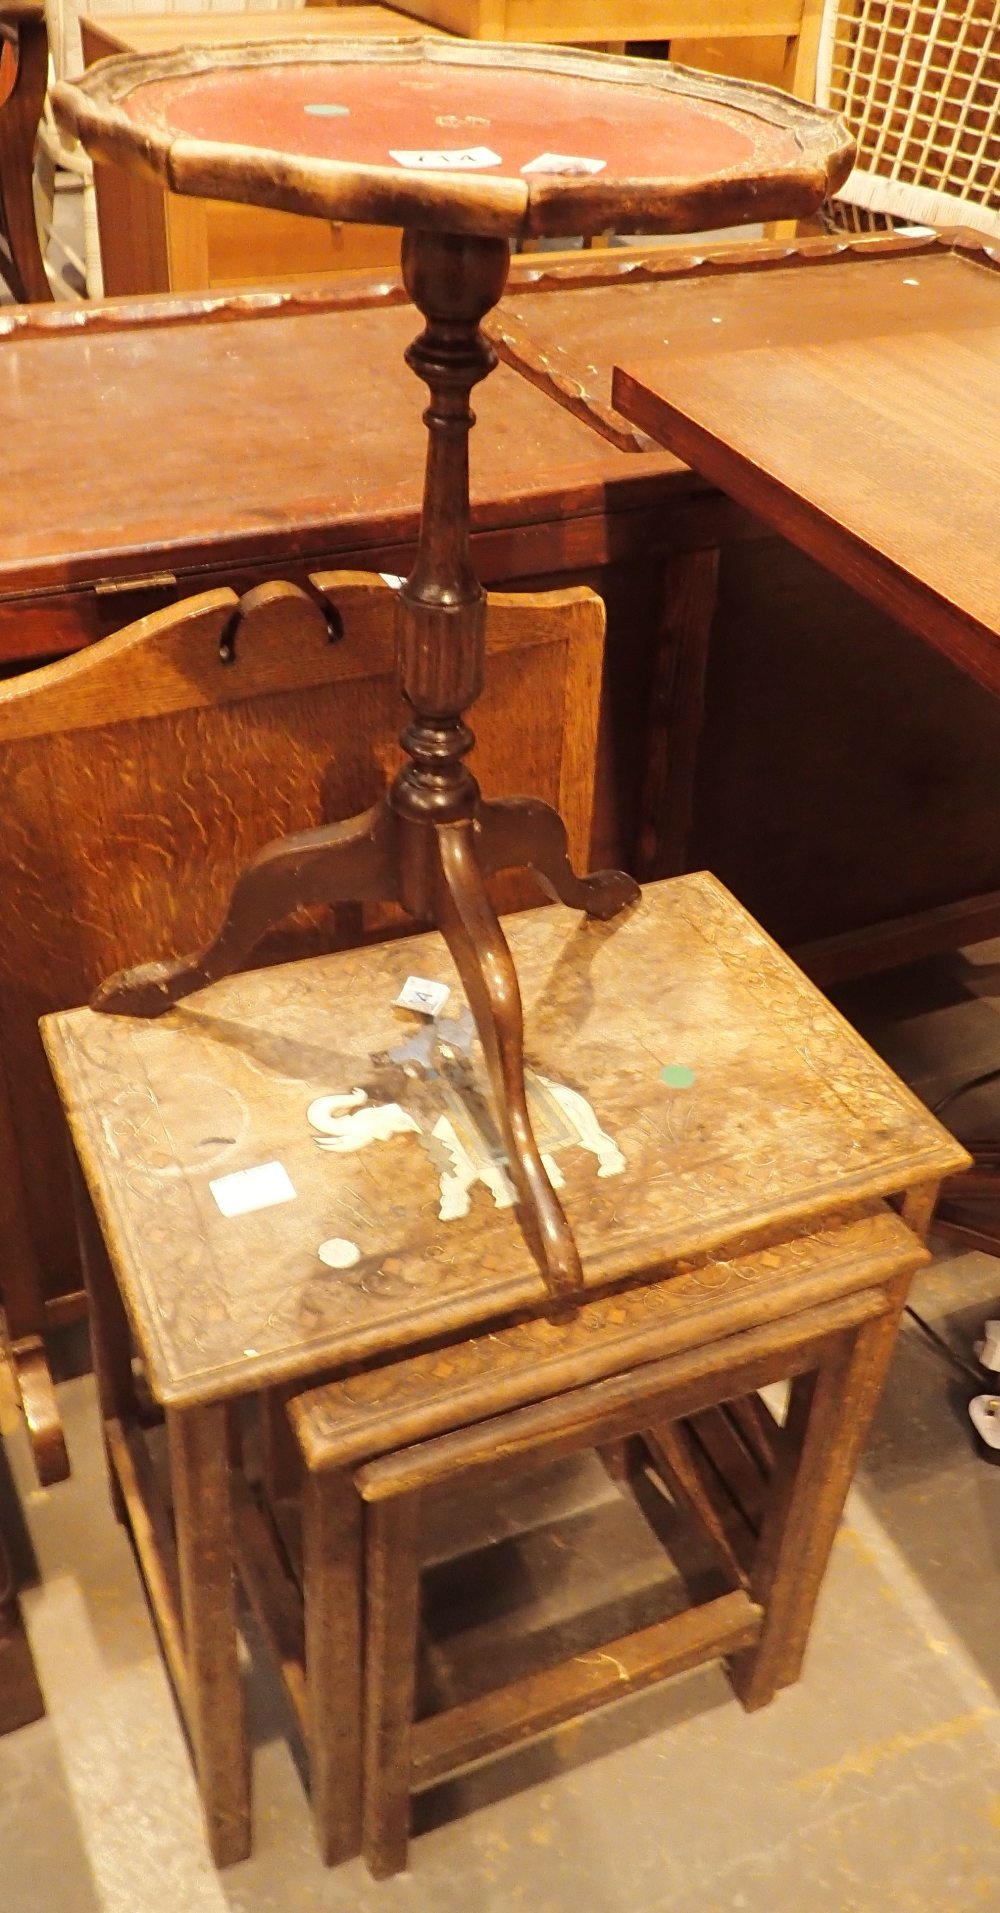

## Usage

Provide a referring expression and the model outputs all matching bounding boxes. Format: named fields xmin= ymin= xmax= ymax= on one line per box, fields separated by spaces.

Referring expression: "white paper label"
xmin=209 ymin=1161 xmax=296 ymax=1218
xmin=389 ymin=146 xmax=502 ymax=170
xmin=379 ymin=572 xmax=405 ymax=588
xmin=394 ymin=975 xmax=451 ymax=1017
xmin=521 ymin=152 xmax=607 ymax=177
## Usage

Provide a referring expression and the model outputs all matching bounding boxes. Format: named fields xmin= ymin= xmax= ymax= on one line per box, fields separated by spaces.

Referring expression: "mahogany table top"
xmin=2 ymin=293 xmax=644 ymax=598
xmin=612 ymin=234 xmax=1000 ymax=696
xmin=1 ymin=233 xmax=990 ymax=607
xmin=54 ymin=37 xmax=853 ymax=239
xmin=43 ymin=873 xmax=964 ymax=1408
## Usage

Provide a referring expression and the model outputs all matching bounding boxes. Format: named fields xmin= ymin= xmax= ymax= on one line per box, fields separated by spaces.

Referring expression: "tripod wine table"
xmin=54 ymin=37 xmax=854 ymax=1301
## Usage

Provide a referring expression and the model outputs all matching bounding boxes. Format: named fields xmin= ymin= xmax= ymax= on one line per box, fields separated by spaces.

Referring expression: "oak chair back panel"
xmin=0 ymin=572 xmax=604 ymax=1310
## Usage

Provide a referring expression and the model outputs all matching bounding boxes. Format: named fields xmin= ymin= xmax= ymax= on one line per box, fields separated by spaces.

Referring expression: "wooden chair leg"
xmin=727 ymin=1283 xmax=907 ymax=1711
xmin=0 ymin=7 xmax=52 ymax=304
xmin=304 ymin=1469 xmax=364 ymax=1866
xmin=0 ymin=1462 xmax=45 ymax=1735
xmin=0 ymin=1061 xmax=68 ymax=1485
xmin=362 ymin=1492 xmax=422 ymax=1880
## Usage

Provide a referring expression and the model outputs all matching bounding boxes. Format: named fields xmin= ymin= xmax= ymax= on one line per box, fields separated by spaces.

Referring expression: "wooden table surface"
xmin=43 ymin=873 xmax=963 ymax=1409
xmin=0 ymin=276 xmax=684 ymax=606
xmin=611 ymin=235 xmax=1000 ymax=696
xmin=10 ymin=232 xmax=995 ymax=607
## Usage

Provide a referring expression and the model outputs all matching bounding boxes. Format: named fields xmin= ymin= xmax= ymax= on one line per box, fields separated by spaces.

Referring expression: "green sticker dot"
xmin=660 ymin=1064 xmax=696 ymax=1089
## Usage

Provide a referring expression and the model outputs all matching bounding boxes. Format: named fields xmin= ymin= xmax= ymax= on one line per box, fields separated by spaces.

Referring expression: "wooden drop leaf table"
xmin=53 ymin=35 xmax=854 ymax=1305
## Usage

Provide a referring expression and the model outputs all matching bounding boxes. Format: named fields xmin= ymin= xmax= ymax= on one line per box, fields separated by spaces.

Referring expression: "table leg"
xmin=167 ymin=1402 xmax=250 ymax=1867
xmin=70 ymin=1154 xmax=135 ymax=1521
xmin=476 ymin=794 xmax=638 ymax=917
xmin=362 ymin=1492 xmax=422 ymax=1880
xmin=93 ymin=800 xmax=399 ymax=1016
xmin=727 ymin=1280 xmax=906 ymax=1710
xmin=435 ymin=820 xmax=584 ymax=1304
xmin=304 ymin=1468 xmax=363 ymax=1866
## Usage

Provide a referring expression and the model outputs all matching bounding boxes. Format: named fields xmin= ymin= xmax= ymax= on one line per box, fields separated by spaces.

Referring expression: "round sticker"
xmin=318 ymin=1237 xmax=362 ymax=1270
xmin=660 ymin=1064 xmax=696 ymax=1089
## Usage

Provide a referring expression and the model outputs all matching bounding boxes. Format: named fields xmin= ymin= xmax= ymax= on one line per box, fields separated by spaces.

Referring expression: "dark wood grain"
xmin=0 ymin=1 xmax=51 ymax=303
xmin=291 ymin=1206 xmax=921 ymax=1470
xmin=0 ymin=287 xmax=685 ymax=613
xmin=169 ymin=1402 xmax=249 ymax=1867
xmin=302 ymin=1468 xmax=363 ymax=1866
xmin=612 ymin=312 xmax=1000 ymax=696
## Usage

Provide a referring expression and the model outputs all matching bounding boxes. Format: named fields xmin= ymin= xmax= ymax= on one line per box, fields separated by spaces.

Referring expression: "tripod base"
xmin=94 ymin=795 xmax=639 ymax=1304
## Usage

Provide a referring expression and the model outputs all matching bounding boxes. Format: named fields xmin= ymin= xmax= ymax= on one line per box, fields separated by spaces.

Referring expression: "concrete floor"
xmin=4 ymin=945 xmax=1000 ymax=1911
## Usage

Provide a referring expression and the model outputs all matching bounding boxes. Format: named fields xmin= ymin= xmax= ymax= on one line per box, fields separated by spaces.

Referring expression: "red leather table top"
xmin=124 ymin=61 xmax=781 ymax=182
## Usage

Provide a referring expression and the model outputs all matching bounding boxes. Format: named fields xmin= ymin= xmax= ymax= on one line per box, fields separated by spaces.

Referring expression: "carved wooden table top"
xmin=43 ymin=875 xmax=965 ymax=1407
xmin=53 ymin=37 xmax=853 ymax=239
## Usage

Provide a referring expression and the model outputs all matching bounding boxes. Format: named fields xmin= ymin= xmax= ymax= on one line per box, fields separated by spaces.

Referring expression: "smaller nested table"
xmin=290 ymin=1204 xmax=924 ymax=1877
xmin=43 ymin=875 xmax=966 ymax=1863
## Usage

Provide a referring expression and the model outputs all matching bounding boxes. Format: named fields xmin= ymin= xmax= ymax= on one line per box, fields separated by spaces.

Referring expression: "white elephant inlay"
xmin=307 ymin=1009 xmax=624 ymax=1225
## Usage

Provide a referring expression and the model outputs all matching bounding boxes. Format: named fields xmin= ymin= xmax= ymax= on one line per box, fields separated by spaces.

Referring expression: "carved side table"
xmin=53 ymin=36 xmax=855 ymax=1305
xmin=42 ymin=875 xmax=967 ymax=1863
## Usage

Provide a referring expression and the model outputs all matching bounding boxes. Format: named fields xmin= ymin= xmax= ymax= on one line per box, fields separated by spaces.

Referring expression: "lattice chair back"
xmin=816 ymin=0 xmax=1000 ymax=237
